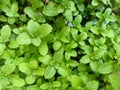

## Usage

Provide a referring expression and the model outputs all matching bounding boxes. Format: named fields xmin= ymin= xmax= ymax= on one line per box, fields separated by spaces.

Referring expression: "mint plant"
xmin=0 ymin=0 xmax=120 ymax=90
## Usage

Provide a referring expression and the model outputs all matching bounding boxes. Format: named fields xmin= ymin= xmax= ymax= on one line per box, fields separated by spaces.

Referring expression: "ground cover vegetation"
xmin=0 ymin=0 xmax=120 ymax=90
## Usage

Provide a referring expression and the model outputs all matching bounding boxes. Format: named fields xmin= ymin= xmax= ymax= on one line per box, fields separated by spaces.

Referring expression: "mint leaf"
xmin=52 ymin=81 xmax=61 ymax=87
xmin=18 ymin=63 xmax=31 ymax=74
xmin=92 ymin=0 xmax=99 ymax=6
xmin=27 ymin=85 xmax=39 ymax=90
xmin=27 ymin=20 xmax=40 ymax=37
xmin=39 ymin=41 xmax=48 ymax=56
xmin=98 ymin=63 xmax=113 ymax=74
xmin=43 ymin=3 xmax=64 ymax=16
xmin=70 ymin=75 xmax=85 ymax=89
xmin=44 ymin=66 xmax=56 ymax=79
xmin=16 ymin=32 xmax=31 ymax=45
xmin=10 ymin=75 xmax=25 ymax=87
xmin=26 ymin=75 xmax=36 ymax=84
xmin=1 ymin=25 xmax=11 ymax=42
xmin=86 ymin=80 xmax=99 ymax=90
xmin=40 ymin=83 xmax=49 ymax=89
xmin=32 ymin=37 xmax=41 ymax=46
xmin=38 ymin=24 xmax=52 ymax=38
xmin=58 ymin=67 xmax=70 ymax=77
xmin=28 ymin=60 xmax=38 ymax=69
xmin=108 ymin=74 xmax=120 ymax=90
xmin=6 ymin=2 xmax=19 ymax=17
xmin=80 ymin=55 xmax=90 ymax=64
xmin=53 ymin=40 xmax=62 ymax=51
xmin=0 ymin=43 xmax=6 ymax=55
xmin=1 ymin=64 xmax=15 ymax=75
xmin=64 ymin=10 xmax=73 ymax=22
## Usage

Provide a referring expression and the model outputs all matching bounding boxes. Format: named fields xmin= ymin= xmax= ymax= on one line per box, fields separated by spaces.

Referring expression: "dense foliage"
xmin=0 ymin=0 xmax=120 ymax=90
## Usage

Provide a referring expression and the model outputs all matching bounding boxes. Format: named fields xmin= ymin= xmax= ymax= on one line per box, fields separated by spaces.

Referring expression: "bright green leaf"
xmin=44 ymin=66 xmax=56 ymax=79
xmin=70 ymin=75 xmax=85 ymax=89
xmin=38 ymin=23 xmax=52 ymax=38
xmin=16 ymin=32 xmax=31 ymax=45
xmin=27 ymin=85 xmax=39 ymax=90
xmin=40 ymin=83 xmax=49 ymax=89
xmin=0 ymin=43 xmax=5 ymax=56
xmin=1 ymin=25 xmax=11 ymax=42
xmin=43 ymin=3 xmax=64 ymax=16
xmin=32 ymin=37 xmax=41 ymax=46
xmin=39 ymin=41 xmax=48 ymax=56
xmin=28 ymin=60 xmax=38 ymax=69
xmin=80 ymin=55 xmax=90 ymax=64
xmin=1 ymin=64 xmax=15 ymax=75
xmin=63 ymin=10 xmax=73 ymax=22
xmin=86 ymin=80 xmax=99 ymax=90
xmin=108 ymin=74 xmax=120 ymax=90
xmin=27 ymin=20 xmax=40 ymax=37
xmin=53 ymin=40 xmax=62 ymax=51
xmin=26 ymin=75 xmax=36 ymax=84
xmin=10 ymin=75 xmax=25 ymax=87
xmin=98 ymin=63 xmax=113 ymax=74
xmin=92 ymin=0 xmax=99 ymax=6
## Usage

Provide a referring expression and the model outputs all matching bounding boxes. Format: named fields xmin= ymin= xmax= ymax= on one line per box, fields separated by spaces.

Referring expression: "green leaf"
xmin=71 ymin=28 xmax=78 ymax=41
xmin=90 ymin=26 xmax=99 ymax=35
xmin=104 ymin=8 xmax=112 ymax=17
xmin=44 ymin=66 xmax=56 ymax=79
xmin=101 ymin=29 xmax=114 ymax=38
xmin=32 ymin=37 xmax=41 ymax=46
xmin=78 ymin=32 xmax=87 ymax=41
xmin=38 ymin=55 xmax=51 ymax=65
xmin=80 ymin=55 xmax=90 ymax=64
xmin=58 ymin=67 xmax=70 ymax=77
xmin=27 ymin=85 xmax=39 ymax=90
xmin=10 ymin=75 xmax=25 ymax=87
xmin=32 ymin=67 xmax=45 ymax=76
xmin=39 ymin=41 xmax=48 ymax=56
xmin=0 ymin=43 xmax=6 ymax=56
xmin=28 ymin=60 xmax=38 ymax=69
xmin=93 ymin=48 xmax=106 ymax=59
xmin=92 ymin=0 xmax=99 ymax=6
xmin=43 ymin=3 xmax=64 ymax=16
xmin=68 ymin=60 xmax=79 ymax=67
xmin=53 ymin=40 xmax=62 ymax=51
xmin=108 ymin=74 xmax=120 ymax=90
xmin=18 ymin=63 xmax=31 ymax=74
xmin=90 ymin=61 xmax=100 ymax=72
xmin=6 ymin=2 xmax=19 ymax=17
xmin=1 ymin=25 xmax=11 ymax=42
xmin=29 ymin=0 xmax=43 ymax=9
xmin=26 ymin=75 xmax=36 ymax=84
xmin=52 ymin=81 xmax=61 ymax=87
xmin=70 ymin=75 xmax=84 ymax=89
xmin=8 ymin=40 xmax=19 ymax=48
xmin=7 ymin=17 xmax=16 ymax=24
xmin=27 ymin=20 xmax=40 ymax=37
xmin=77 ymin=3 xmax=85 ymax=12
xmin=0 ymin=15 xmax=7 ymax=22
xmin=67 ymin=1 xmax=76 ymax=11
xmin=53 ymin=48 xmax=64 ymax=62
xmin=40 ymin=83 xmax=49 ymax=89
xmin=86 ymin=80 xmax=99 ymax=90
xmin=63 ymin=10 xmax=73 ymax=22
xmin=98 ymin=63 xmax=113 ymax=74
xmin=16 ymin=32 xmax=31 ymax=45
xmin=1 ymin=64 xmax=15 ymax=75
xmin=24 ymin=7 xmax=45 ymax=22
xmin=96 ymin=12 xmax=103 ymax=19
xmin=38 ymin=23 xmax=52 ymax=37
xmin=73 ymin=15 xmax=82 ymax=28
